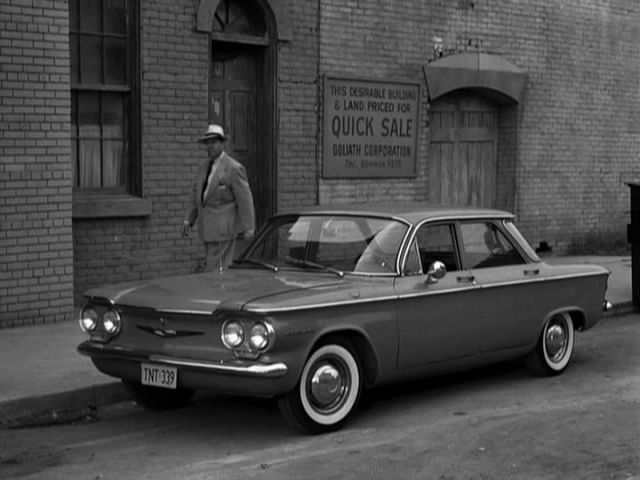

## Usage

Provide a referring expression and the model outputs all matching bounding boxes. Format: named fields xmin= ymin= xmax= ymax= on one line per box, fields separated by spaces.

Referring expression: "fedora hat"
xmin=198 ymin=124 xmax=229 ymax=143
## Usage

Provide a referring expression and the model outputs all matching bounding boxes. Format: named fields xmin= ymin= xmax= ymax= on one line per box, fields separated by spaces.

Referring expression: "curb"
xmin=604 ymin=302 xmax=636 ymax=318
xmin=0 ymin=382 xmax=128 ymax=427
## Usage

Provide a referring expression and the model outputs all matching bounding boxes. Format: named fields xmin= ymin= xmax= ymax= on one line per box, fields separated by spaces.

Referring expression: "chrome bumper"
xmin=78 ymin=341 xmax=288 ymax=378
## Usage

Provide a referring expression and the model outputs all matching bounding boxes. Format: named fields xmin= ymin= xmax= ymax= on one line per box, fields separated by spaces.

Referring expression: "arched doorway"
xmin=424 ymin=53 xmax=526 ymax=211
xmin=198 ymin=0 xmax=281 ymax=229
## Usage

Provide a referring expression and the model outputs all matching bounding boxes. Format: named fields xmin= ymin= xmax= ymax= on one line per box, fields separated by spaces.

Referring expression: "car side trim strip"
xmin=245 ymin=270 xmax=608 ymax=313
xmin=476 ymin=271 xmax=609 ymax=291
xmin=77 ymin=342 xmax=288 ymax=378
xmin=246 ymin=294 xmax=399 ymax=313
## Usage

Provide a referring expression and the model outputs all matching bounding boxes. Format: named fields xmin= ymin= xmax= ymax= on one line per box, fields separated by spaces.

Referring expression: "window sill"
xmin=73 ymin=195 xmax=152 ymax=219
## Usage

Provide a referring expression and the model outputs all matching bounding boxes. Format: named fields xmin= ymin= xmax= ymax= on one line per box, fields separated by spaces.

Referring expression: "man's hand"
xmin=181 ymin=221 xmax=192 ymax=237
xmin=237 ymin=230 xmax=254 ymax=240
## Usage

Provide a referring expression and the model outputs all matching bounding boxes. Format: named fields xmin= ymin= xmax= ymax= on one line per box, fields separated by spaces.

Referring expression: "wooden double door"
xmin=429 ymin=91 xmax=498 ymax=208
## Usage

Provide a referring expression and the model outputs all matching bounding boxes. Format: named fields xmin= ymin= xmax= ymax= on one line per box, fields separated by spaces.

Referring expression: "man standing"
xmin=182 ymin=124 xmax=255 ymax=271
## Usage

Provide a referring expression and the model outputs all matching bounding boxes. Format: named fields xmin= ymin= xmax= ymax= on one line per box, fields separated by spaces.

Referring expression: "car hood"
xmin=83 ymin=269 xmax=348 ymax=314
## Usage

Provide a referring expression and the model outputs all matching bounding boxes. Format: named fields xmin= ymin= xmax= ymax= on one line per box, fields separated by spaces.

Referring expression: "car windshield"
xmin=237 ymin=214 xmax=409 ymax=274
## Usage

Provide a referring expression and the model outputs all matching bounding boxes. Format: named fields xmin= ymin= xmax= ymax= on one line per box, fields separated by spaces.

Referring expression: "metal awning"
xmin=423 ymin=52 xmax=527 ymax=103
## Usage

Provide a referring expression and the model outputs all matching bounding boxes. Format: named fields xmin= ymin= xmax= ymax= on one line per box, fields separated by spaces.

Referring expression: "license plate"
xmin=141 ymin=363 xmax=177 ymax=389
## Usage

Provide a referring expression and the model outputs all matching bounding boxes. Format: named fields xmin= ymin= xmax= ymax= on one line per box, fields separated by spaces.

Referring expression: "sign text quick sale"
xmin=323 ymin=77 xmax=420 ymax=178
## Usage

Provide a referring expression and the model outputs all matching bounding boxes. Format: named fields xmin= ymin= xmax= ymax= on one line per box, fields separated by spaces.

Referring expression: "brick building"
xmin=1 ymin=0 xmax=639 ymax=327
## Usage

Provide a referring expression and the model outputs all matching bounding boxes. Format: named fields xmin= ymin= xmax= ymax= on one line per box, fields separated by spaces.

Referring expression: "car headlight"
xmin=221 ymin=320 xmax=244 ymax=348
xmin=102 ymin=309 xmax=121 ymax=336
xmin=79 ymin=307 xmax=98 ymax=332
xmin=248 ymin=322 xmax=272 ymax=351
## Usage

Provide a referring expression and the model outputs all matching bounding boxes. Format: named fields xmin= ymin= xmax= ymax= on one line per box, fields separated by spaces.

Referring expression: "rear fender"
xmin=539 ymin=307 xmax=586 ymax=333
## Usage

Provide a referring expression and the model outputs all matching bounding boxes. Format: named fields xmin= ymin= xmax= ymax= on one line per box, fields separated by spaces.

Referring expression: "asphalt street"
xmin=1 ymin=313 xmax=638 ymax=480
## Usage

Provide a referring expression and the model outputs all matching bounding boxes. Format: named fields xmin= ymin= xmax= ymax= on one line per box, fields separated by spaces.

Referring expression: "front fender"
xmin=269 ymin=301 xmax=397 ymax=389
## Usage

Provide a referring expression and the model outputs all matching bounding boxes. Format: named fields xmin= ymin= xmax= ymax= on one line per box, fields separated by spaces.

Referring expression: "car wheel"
xmin=277 ymin=341 xmax=362 ymax=434
xmin=526 ymin=312 xmax=575 ymax=376
xmin=122 ymin=381 xmax=194 ymax=410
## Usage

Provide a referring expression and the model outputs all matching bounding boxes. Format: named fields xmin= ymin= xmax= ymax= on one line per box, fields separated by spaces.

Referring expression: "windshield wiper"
xmin=285 ymin=257 xmax=344 ymax=277
xmin=232 ymin=258 xmax=279 ymax=272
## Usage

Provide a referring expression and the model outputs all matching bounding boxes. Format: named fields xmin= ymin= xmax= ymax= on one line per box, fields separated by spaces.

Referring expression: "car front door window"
xmin=415 ymin=223 xmax=459 ymax=273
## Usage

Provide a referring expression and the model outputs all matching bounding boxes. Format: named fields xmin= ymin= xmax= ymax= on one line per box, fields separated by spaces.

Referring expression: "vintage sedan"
xmin=78 ymin=205 xmax=610 ymax=433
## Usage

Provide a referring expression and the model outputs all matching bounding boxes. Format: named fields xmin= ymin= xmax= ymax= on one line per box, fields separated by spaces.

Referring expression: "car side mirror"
xmin=425 ymin=261 xmax=446 ymax=284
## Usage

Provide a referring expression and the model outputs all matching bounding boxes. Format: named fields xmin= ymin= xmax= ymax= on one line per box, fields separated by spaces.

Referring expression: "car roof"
xmin=277 ymin=203 xmax=515 ymax=224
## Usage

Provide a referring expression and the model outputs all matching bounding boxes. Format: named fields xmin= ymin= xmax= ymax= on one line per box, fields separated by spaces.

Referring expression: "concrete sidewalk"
xmin=0 ymin=320 xmax=129 ymax=425
xmin=0 ymin=256 xmax=635 ymax=425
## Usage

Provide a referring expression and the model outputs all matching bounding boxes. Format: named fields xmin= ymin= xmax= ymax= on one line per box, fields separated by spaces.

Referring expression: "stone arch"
xmin=196 ymin=0 xmax=292 ymax=41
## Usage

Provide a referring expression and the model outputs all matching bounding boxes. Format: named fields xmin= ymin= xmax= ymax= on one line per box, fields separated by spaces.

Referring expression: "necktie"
xmin=202 ymin=160 xmax=219 ymax=202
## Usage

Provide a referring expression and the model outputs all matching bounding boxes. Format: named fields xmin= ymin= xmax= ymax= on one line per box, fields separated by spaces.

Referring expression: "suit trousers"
xmin=204 ymin=238 xmax=236 ymax=272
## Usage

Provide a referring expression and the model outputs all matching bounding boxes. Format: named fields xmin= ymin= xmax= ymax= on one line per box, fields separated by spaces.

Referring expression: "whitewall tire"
xmin=526 ymin=312 xmax=575 ymax=376
xmin=278 ymin=341 xmax=362 ymax=434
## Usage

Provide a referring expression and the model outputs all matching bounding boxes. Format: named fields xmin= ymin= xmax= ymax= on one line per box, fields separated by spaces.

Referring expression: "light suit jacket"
xmin=185 ymin=152 xmax=255 ymax=242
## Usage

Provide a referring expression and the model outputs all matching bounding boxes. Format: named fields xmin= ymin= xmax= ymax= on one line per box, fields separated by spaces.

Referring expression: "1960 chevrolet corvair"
xmin=78 ymin=205 xmax=610 ymax=433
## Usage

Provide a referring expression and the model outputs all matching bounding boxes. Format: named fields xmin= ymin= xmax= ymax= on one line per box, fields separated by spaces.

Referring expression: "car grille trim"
xmin=136 ymin=325 xmax=203 ymax=338
xmin=154 ymin=308 xmax=214 ymax=316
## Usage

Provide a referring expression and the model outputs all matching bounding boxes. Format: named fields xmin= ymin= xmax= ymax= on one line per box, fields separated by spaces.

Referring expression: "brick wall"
xmin=316 ymin=0 xmax=431 ymax=206
xmin=72 ymin=0 xmax=210 ymax=297
xmin=496 ymin=106 xmax=518 ymax=213
xmin=276 ymin=1 xmax=321 ymax=210
xmin=315 ymin=0 xmax=640 ymax=251
xmin=3 ymin=0 xmax=640 ymax=326
xmin=0 ymin=0 xmax=74 ymax=328
xmin=510 ymin=1 xmax=640 ymax=249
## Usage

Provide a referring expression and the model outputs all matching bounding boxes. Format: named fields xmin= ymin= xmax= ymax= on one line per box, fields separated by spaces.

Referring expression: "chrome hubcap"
xmin=309 ymin=361 xmax=348 ymax=412
xmin=545 ymin=322 xmax=568 ymax=362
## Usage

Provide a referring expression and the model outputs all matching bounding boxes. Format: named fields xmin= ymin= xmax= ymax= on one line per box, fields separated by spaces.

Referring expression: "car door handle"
xmin=523 ymin=268 xmax=540 ymax=276
xmin=456 ymin=275 xmax=475 ymax=284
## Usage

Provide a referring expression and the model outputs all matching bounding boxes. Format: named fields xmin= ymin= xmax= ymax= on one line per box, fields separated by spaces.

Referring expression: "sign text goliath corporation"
xmin=323 ymin=76 xmax=420 ymax=178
